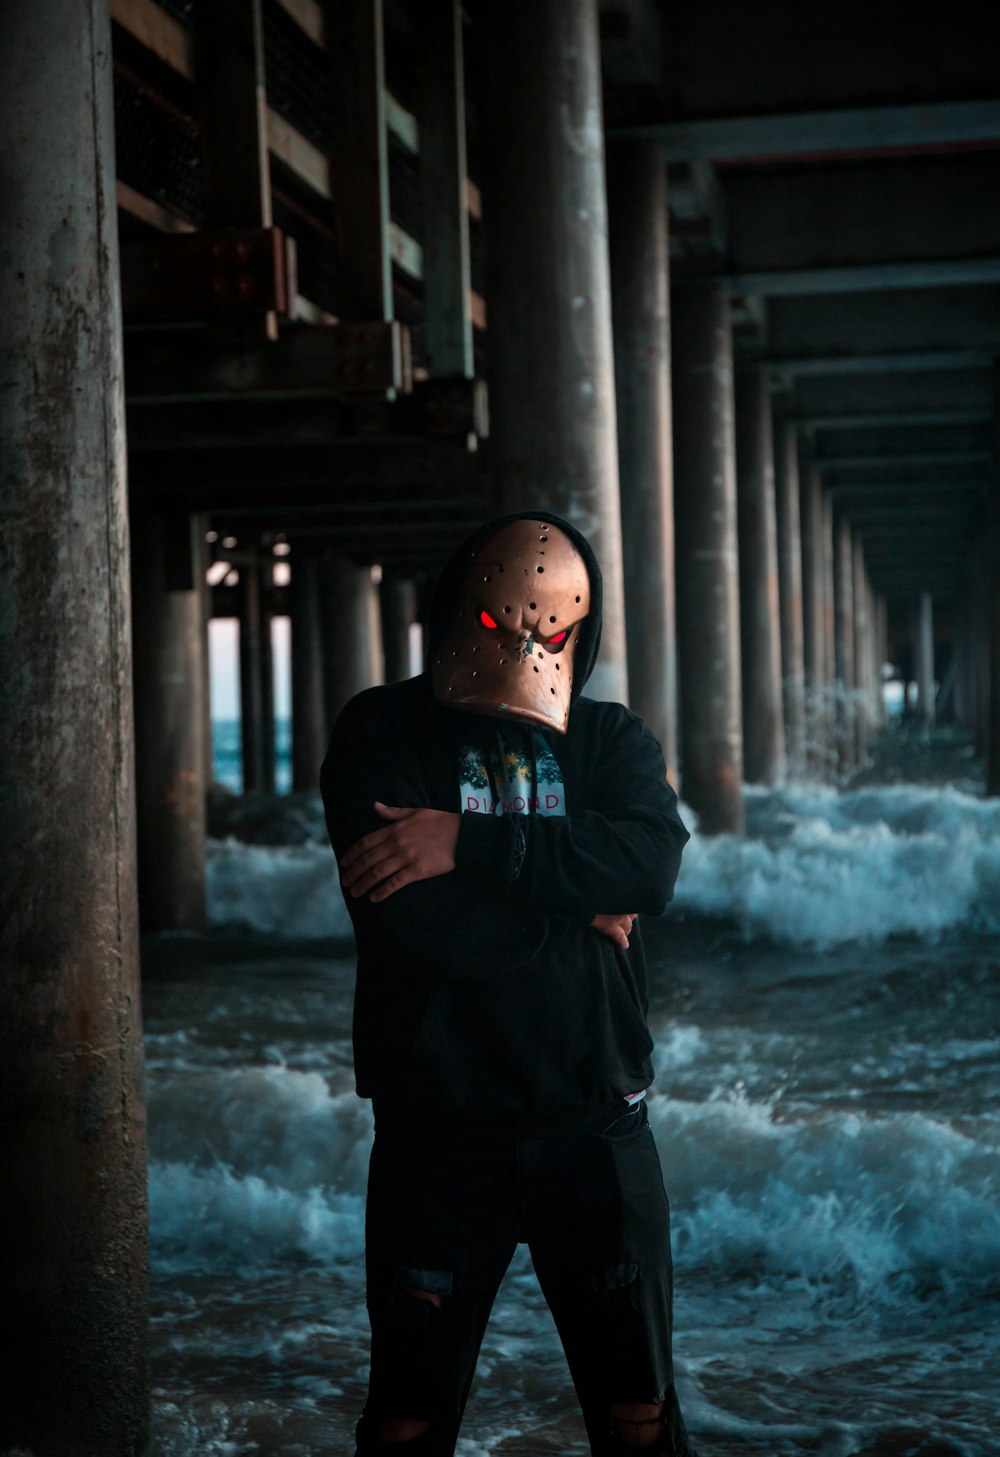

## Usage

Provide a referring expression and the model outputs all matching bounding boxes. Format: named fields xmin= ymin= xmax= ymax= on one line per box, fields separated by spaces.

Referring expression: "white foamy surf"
xmin=205 ymin=781 xmax=1000 ymax=948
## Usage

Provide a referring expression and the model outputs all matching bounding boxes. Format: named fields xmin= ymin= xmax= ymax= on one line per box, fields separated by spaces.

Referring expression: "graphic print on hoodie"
xmin=459 ymin=729 xmax=566 ymax=818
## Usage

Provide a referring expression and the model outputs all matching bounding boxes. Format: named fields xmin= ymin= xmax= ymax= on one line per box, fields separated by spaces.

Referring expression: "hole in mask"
xmin=530 ymin=602 xmax=536 ymax=610
xmin=549 ymin=616 xmax=556 ymax=623
xmin=504 ymin=605 xmax=512 ymax=614
xmin=533 ymin=666 xmax=539 ymax=673
xmin=550 ymin=687 xmax=556 ymax=695
xmin=536 ymin=566 xmax=544 ymax=574
xmin=575 ymin=595 xmax=581 ymax=603
xmin=555 ymin=663 xmax=560 ymax=670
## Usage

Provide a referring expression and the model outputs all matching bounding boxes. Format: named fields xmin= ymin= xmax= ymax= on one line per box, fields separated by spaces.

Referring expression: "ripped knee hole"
xmin=403 ymin=1285 xmax=443 ymax=1309
xmin=611 ymin=1401 xmax=666 ymax=1449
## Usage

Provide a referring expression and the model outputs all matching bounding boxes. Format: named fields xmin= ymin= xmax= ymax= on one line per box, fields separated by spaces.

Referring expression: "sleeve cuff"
xmin=456 ymin=811 xmax=517 ymax=881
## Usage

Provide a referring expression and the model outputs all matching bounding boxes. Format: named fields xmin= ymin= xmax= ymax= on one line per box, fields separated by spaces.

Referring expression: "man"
xmin=321 ymin=511 xmax=696 ymax=1455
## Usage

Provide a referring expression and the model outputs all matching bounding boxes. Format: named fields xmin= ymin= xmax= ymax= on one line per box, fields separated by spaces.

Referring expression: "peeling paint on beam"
xmin=796 ymin=411 xmax=986 ymax=430
xmin=771 ymin=351 xmax=993 ymax=378
xmin=723 ymin=257 xmax=1000 ymax=297
xmin=613 ymin=99 xmax=1000 ymax=162
xmin=817 ymin=451 xmax=989 ymax=472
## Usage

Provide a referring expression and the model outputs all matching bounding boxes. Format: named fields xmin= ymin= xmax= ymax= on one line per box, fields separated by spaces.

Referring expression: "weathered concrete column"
xmin=775 ymin=422 xmax=806 ymax=777
xmin=852 ymin=537 xmax=872 ymax=764
xmin=607 ymin=140 xmax=678 ymax=779
xmin=735 ymin=367 xmax=784 ymax=784
xmin=482 ymin=0 xmax=628 ymax=704
xmin=833 ymin=517 xmax=857 ymax=777
xmin=131 ymin=513 xmax=207 ymax=930
xmin=821 ymin=492 xmax=837 ymax=771
xmin=915 ymin=592 xmax=936 ymax=727
xmin=987 ymin=476 xmax=1000 ymax=792
xmin=800 ymin=459 xmax=827 ymax=775
xmin=381 ymin=571 xmax=419 ymax=683
xmin=238 ymin=555 xmax=275 ymax=793
xmin=0 ymin=1 xmax=149 ymax=1451
xmin=320 ymin=555 xmax=385 ymax=728
xmin=671 ymin=282 xmax=745 ymax=833
xmin=877 ymin=594 xmax=889 ymax=729
xmin=289 ymin=552 xmax=327 ymax=790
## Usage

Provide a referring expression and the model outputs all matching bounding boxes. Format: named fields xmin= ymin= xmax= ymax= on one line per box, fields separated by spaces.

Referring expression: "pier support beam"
xmin=852 ymin=538 xmax=872 ymax=765
xmin=735 ymin=367 xmax=784 ymax=784
xmin=381 ymin=571 xmax=419 ymax=683
xmin=289 ymin=552 xmax=327 ymax=790
xmin=800 ymin=460 xmax=828 ymax=776
xmin=915 ymin=592 xmax=936 ymax=727
xmin=671 ymin=282 xmax=745 ymax=833
xmin=775 ymin=422 xmax=806 ymax=777
xmin=822 ymin=493 xmax=837 ymax=770
xmin=834 ymin=517 xmax=857 ymax=777
xmin=320 ymin=555 xmax=384 ymax=728
xmin=0 ymin=0 xmax=149 ymax=1450
xmin=607 ymin=140 xmax=678 ymax=779
xmin=482 ymin=0 xmax=628 ymax=704
xmin=131 ymin=513 xmax=207 ymax=929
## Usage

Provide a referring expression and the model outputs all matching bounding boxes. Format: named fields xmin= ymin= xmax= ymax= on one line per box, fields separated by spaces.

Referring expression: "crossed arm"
xmin=340 ymin=801 xmax=639 ymax=949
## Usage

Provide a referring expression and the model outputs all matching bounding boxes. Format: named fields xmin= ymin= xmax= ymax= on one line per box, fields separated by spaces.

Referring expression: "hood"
xmin=425 ymin=509 xmax=603 ymax=705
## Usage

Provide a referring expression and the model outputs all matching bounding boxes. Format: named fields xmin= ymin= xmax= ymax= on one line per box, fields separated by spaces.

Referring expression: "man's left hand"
xmin=340 ymin=802 xmax=460 ymax=902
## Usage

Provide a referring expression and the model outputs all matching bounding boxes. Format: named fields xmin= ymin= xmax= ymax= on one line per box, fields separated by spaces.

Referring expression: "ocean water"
xmin=147 ymin=763 xmax=1000 ymax=1456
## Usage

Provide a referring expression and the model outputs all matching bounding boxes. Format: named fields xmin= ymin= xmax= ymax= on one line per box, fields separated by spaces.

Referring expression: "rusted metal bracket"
xmin=124 ymin=319 xmax=412 ymax=401
xmin=121 ymin=227 xmax=292 ymax=324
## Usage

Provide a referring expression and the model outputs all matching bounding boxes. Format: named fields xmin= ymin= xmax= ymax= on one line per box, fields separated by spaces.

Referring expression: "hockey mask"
xmin=431 ymin=518 xmax=591 ymax=734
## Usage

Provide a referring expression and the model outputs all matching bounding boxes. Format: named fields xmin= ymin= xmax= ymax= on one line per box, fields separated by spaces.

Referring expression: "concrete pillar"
xmin=852 ymin=536 xmax=871 ymax=764
xmin=988 ymin=368 xmax=1000 ymax=793
xmin=735 ymin=367 xmax=784 ymax=784
xmin=800 ymin=459 xmax=827 ymax=775
xmin=0 ymin=1 xmax=149 ymax=1451
xmin=321 ymin=555 xmax=385 ymax=727
xmin=289 ymin=552 xmax=327 ymax=790
xmin=671 ymin=282 xmax=744 ymax=833
xmin=238 ymin=554 xmax=275 ymax=793
xmin=915 ymin=592 xmax=936 ymax=727
xmin=775 ymin=422 xmax=806 ymax=777
xmin=381 ymin=571 xmax=419 ymax=684
xmin=482 ymin=0 xmax=628 ymax=704
xmin=821 ymin=492 xmax=837 ymax=772
xmin=607 ymin=140 xmax=678 ymax=780
xmin=833 ymin=517 xmax=856 ymax=777
xmin=131 ymin=513 xmax=208 ymax=930
xmin=877 ymin=594 xmax=889 ymax=728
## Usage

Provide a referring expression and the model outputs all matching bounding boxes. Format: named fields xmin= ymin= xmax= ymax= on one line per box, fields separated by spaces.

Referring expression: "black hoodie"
xmin=321 ymin=512 xmax=689 ymax=1134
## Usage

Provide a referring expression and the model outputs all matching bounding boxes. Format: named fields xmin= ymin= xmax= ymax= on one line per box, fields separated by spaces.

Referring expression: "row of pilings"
xmin=1 ymin=1 xmax=999 ymax=1454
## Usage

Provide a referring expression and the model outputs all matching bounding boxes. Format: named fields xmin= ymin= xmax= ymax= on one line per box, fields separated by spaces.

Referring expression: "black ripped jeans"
xmin=356 ymin=1103 xmax=696 ymax=1456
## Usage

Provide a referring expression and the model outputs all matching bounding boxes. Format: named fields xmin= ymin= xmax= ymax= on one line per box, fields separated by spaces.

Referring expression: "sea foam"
xmin=673 ymin=783 xmax=1000 ymax=947
xmin=205 ymin=783 xmax=1000 ymax=947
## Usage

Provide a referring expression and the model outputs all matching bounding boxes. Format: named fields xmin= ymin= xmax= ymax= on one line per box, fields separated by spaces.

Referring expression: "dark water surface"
xmin=142 ymin=909 xmax=1000 ymax=1456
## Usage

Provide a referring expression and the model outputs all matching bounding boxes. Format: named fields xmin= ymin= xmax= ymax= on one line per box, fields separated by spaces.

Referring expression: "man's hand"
xmin=340 ymin=802 xmax=460 ymax=903
xmin=590 ymin=912 xmax=637 ymax=949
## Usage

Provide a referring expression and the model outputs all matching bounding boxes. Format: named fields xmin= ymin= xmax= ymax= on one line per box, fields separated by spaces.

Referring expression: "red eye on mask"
xmin=547 ymin=629 xmax=568 ymax=645
xmin=479 ymin=610 xmax=499 ymax=630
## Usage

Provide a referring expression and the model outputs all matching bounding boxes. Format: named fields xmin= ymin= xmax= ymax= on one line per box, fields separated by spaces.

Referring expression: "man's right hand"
xmin=590 ymin=913 xmax=637 ymax=949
